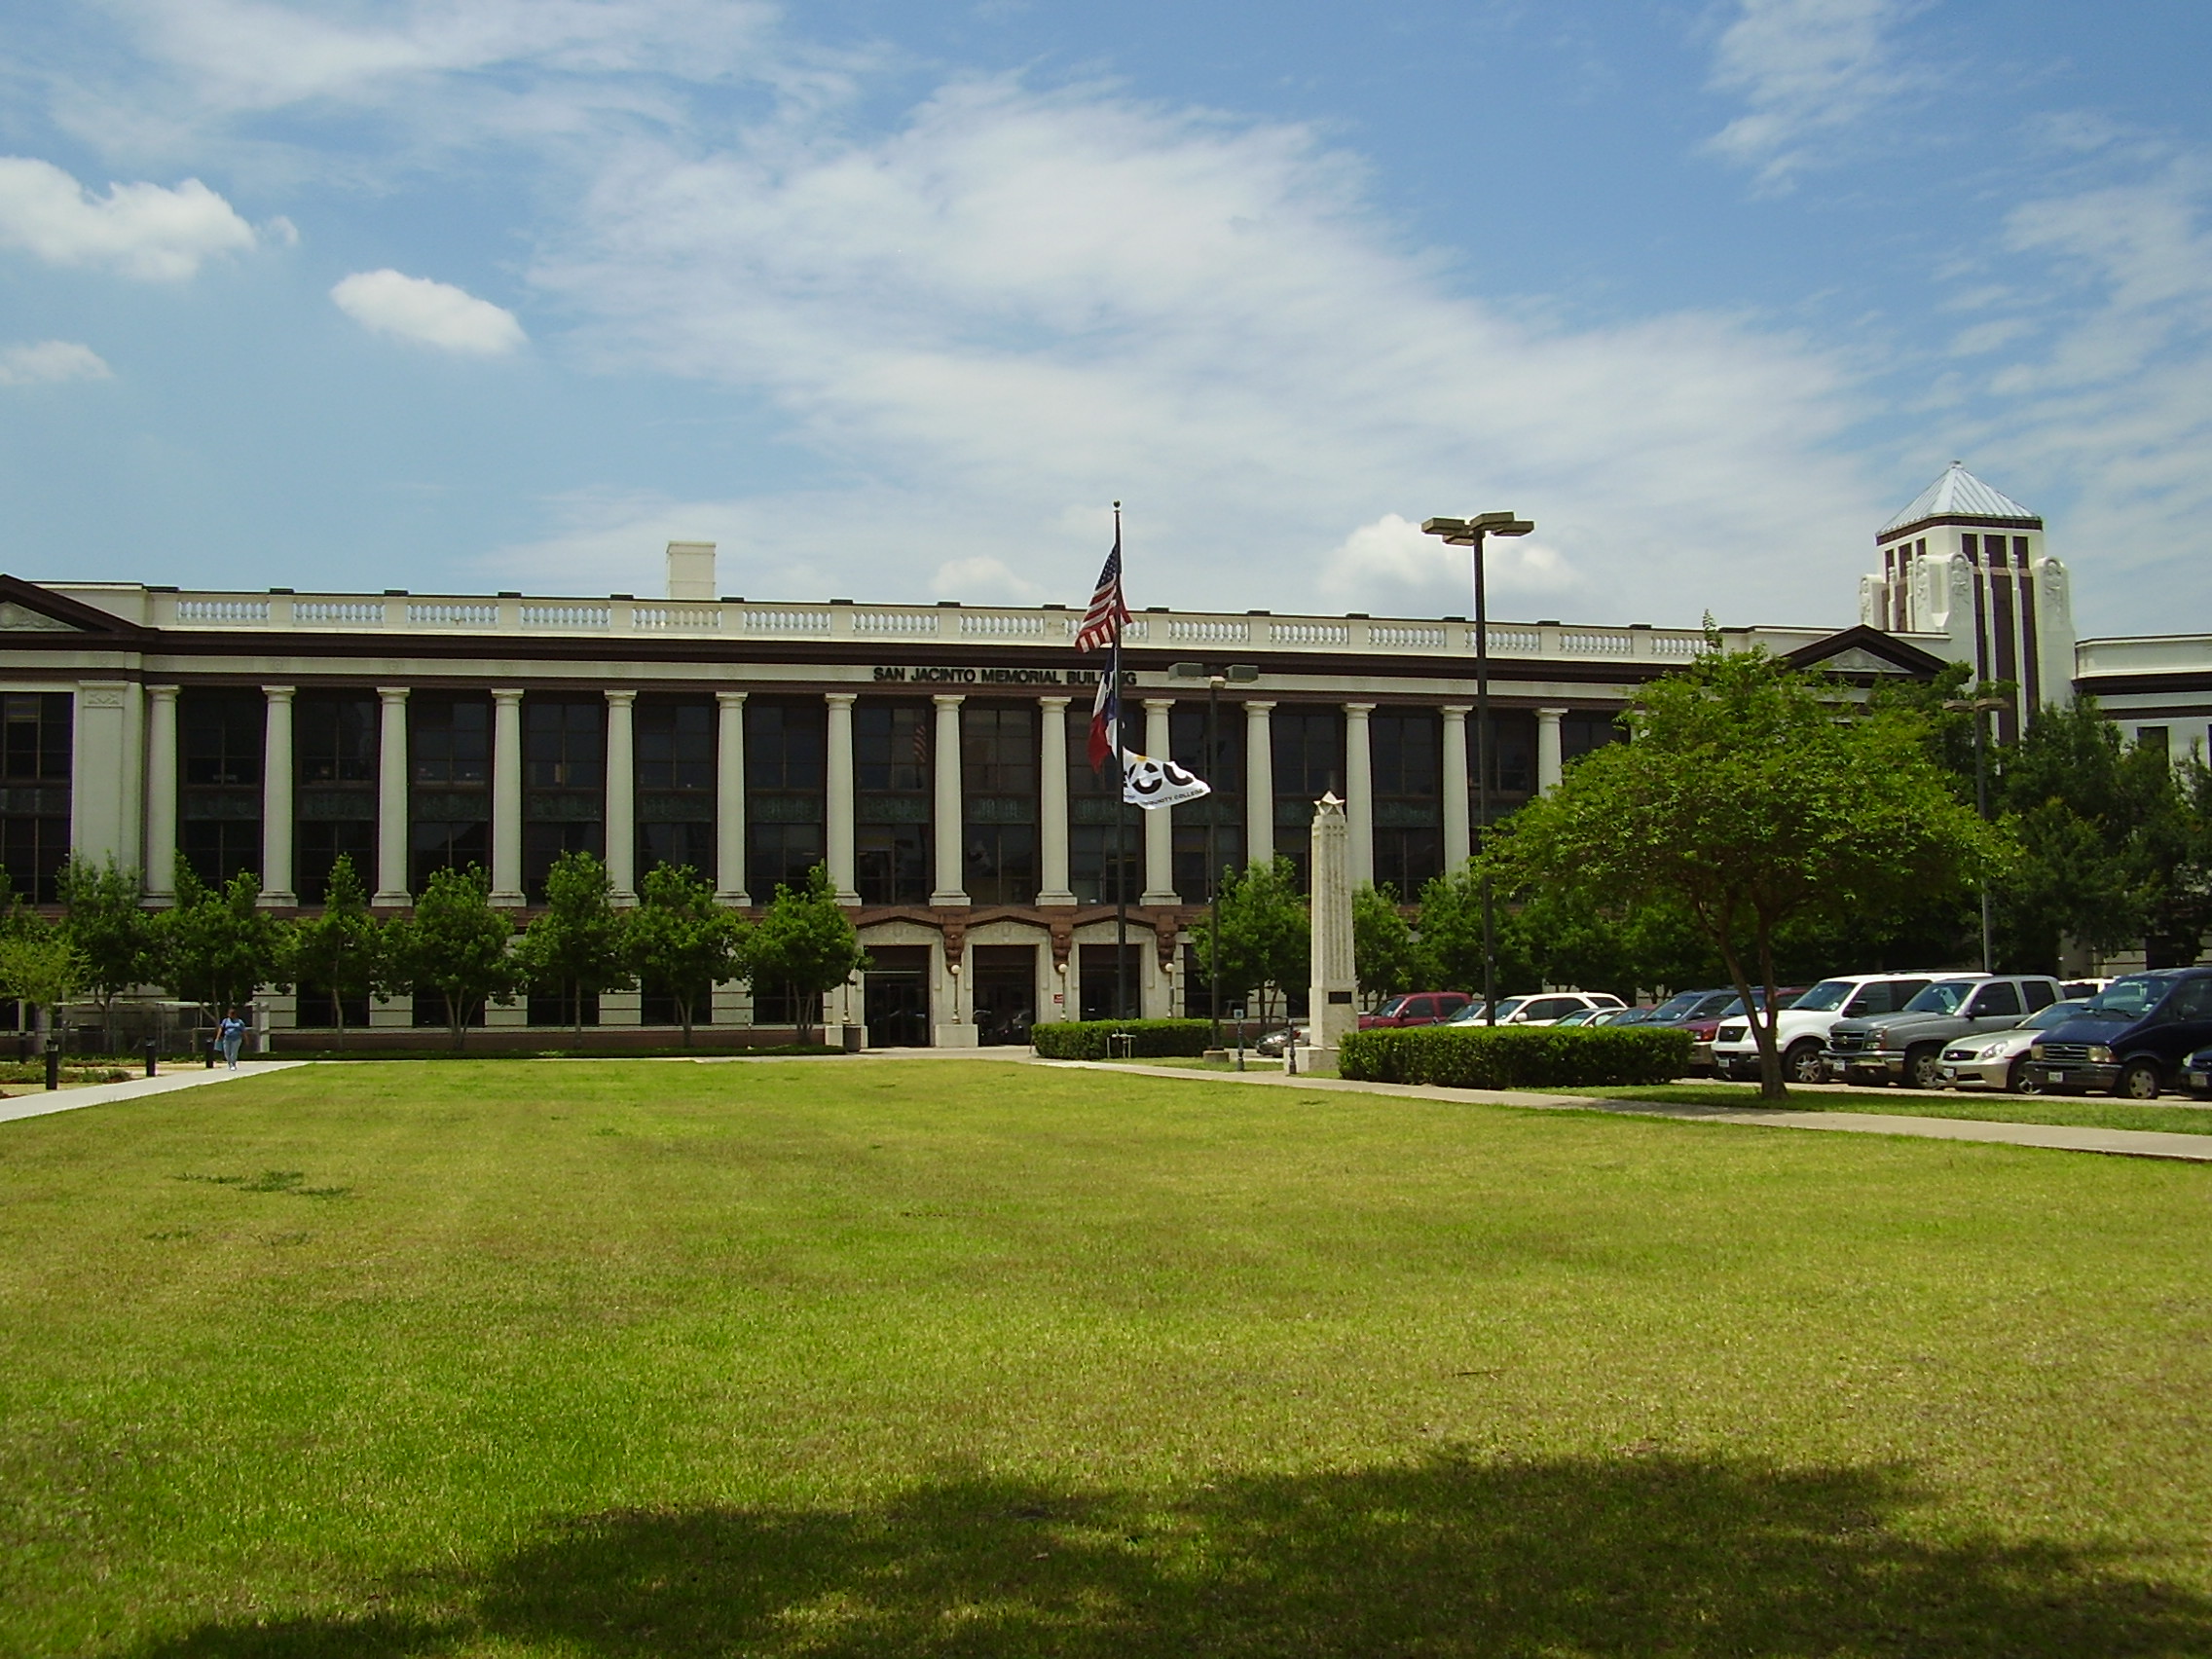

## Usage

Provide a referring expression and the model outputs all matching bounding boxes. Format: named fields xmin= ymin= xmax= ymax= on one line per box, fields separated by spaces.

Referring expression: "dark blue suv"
xmin=2019 ymin=969 xmax=2212 ymax=1099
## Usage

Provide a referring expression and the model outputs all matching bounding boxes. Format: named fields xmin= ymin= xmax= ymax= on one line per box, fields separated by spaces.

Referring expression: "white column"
xmin=825 ymin=693 xmax=859 ymax=904
xmin=1344 ymin=702 xmax=1374 ymax=891
xmin=931 ymin=693 xmax=968 ymax=905
xmin=259 ymin=685 xmax=296 ymax=905
xmin=1244 ymin=700 xmax=1275 ymax=867
xmin=1535 ymin=706 xmax=1568 ymax=796
xmin=1038 ymin=695 xmax=1074 ymax=904
xmin=1441 ymin=704 xmax=1472 ymax=872
xmin=144 ymin=684 xmax=179 ymax=900
xmin=374 ymin=686 xmax=410 ymax=906
xmin=605 ymin=688 xmax=637 ymax=903
xmin=715 ymin=690 xmax=748 ymax=905
xmin=491 ymin=688 xmax=525 ymax=905
xmin=1141 ymin=697 xmax=1177 ymax=904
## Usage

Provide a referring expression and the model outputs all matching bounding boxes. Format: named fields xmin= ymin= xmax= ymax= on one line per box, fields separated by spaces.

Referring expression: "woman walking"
xmin=217 ymin=1008 xmax=246 ymax=1070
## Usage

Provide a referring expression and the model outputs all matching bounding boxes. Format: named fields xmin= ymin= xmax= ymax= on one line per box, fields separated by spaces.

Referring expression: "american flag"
xmin=1074 ymin=533 xmax=1130 ymax=654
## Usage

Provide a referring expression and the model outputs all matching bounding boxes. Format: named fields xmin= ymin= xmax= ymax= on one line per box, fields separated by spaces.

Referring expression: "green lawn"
xmin=4 ymin=1059 xmax=2211 ymax=1657
xmin=1562 ymin=1081 xmax=2212 ymax=1136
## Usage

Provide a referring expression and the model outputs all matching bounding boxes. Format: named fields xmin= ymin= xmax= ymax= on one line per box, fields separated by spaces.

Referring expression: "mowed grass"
xmin=1561 ymin=1080 xmax=2212 ymax=1136
xmin=3 ymin=1059 xmax=2211 ymax=1657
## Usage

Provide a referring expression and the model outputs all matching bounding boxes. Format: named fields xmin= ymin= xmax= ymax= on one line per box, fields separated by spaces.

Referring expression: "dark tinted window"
xmin=1970 ymin=982 xmax=2021 ymax=1016
xmin=2172 ymin=977 xmax=2212 ymax=1020
xmin=2022 ymin=979 xmax=2056 ymax=1012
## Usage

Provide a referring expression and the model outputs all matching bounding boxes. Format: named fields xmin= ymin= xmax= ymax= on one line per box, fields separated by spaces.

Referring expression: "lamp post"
xmin=1419 ymin=512 xmax=1535 ymax=1025
xmin=1171 ymin=659 xmax=1260 ymax=1049
xmin=1941 ymin=693 xmax=2009 ymax=974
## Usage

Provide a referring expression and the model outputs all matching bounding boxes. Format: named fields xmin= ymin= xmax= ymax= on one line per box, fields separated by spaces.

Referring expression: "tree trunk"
xmin=448 ymin=988 xmax=467 ymax=1053
xmin=1710 ymin=915 xmax=1787 ymax=1101
xmin=679 ymin=990 xmax=694 ymax=1048
xmin=1752 ymin=911 xmax=1788 ymax=1102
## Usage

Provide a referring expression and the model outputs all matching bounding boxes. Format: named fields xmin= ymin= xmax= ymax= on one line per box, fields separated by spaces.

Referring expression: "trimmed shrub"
xmin=1339 ymin=1024 xmax=1690 ymax=1089
xmin=1032 ymin=1018 xmax=1214 ymax=1060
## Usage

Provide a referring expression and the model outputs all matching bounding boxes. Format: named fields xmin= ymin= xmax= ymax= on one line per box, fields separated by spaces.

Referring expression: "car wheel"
xmin=1785 ymin=1041 xmax=1825 ymax=1085
xmin=2006 ymin=1059 xmax=2041 ymax=1095
xmin=1905 ymin=1047 xmax=1942 ymax=1089
xmin=2117 ymin=1060 xmax=2162 ymax=1101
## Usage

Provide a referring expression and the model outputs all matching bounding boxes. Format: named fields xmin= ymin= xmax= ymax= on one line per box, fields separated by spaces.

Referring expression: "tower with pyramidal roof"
xmin=1860 ymin=461 xmax=2074 ymax=736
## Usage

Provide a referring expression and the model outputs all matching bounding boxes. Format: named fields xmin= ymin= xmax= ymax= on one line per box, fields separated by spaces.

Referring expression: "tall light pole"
xmin=1172 ymin=659 xmax=1260 ymax=1048
xmin=1420 ymin=512 xmax=1535 ymax=1025
xmin=1942 ymin=692 xmax=2009 ymax=974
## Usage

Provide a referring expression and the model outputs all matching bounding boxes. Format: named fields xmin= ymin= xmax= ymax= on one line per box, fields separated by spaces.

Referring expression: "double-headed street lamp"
xmin=1171 ymin=659 xmax=1260 ymax=1048
xmin=1419 ymin=511 xmax=1535 ymax=1025
xmin=1941 ymin=692 xmax=2009 ymax=974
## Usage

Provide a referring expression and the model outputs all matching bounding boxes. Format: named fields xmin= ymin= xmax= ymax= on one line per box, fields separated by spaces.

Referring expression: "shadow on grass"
xmin=135 ymin=1455 xmax=2211 ymax=1657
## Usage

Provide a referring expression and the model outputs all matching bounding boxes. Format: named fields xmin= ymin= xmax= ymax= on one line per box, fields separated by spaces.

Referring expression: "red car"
xmin=1357 ymin=991 xmax=1474 ymax=1030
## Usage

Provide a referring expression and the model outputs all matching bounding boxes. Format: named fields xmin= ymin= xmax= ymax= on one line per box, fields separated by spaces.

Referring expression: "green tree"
xmin=1988 ymin=699 xmax=2154 ymax=971
xmin=0 ymin=923 xmax=86 ymax=1040
xmin=512 ymin=851 xmax=631 ymax=1039
xmin=282 ymin=855 xmax=384 ymax=1051
xmin=1192 ymin=856 xmax=1308 ymax=1024
xmin=1491 ymin=646 xmax=2005 ymax=1099
xmin=154 ymin=857 xmax=285 ymax=1030
xmin=56 ymin=856 xmax=153 ymax=1041
xmin=626 ymin=863 xmax=747 ymax=1046
xmin=744 ymin=865 xmax=867 ymax=1045
xmin=1352 ymin=885 xmax=1423 ymax=1007
xmin=385 ymin=866 xmax=517 ymax=1051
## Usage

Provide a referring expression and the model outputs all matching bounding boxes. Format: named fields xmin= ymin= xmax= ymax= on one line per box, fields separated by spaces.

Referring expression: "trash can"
xmin=841 ymin=1023 xmax=865 ymax=1053
xmin=1106 ymin=1031 xmax=1136 ymax=1060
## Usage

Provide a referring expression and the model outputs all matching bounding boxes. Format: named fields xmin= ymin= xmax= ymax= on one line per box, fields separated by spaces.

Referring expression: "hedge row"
xmin=1032 ymin=1018 xmax=1214 ymax=1060
xmin=1338 ymin=1024 xmax=1691 ymax=1089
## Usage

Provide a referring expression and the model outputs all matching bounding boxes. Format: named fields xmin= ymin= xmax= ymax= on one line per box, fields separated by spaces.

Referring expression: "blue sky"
xmin=0 ymin=1 xmax=2207 ymax=637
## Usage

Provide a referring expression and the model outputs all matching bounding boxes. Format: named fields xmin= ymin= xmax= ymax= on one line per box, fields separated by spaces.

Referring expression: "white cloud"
xmin=0 ymin=340 xmax=114 ymax=386
xmin=0 ymin=156 xmax=255 ymax=278
xmin=1704 ymin=0 xmax=1923 ymax=185
xmin=331 ymin=269 xmax=527 ymax=355
xmin=522 ymin=77 xmax=1880 ymax=625
xmin=1318 ymin=514 xmax=1579 ymax=615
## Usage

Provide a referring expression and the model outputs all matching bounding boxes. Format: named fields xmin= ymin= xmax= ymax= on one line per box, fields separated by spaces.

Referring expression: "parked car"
xmin=1253 ymin=1023 xmax=1306 ymax=1058
xmin=1357 ymin=991 xmax=1474 ymax=1030
xmin=2019 ymin=969 xmax=2212 ymax=1098
xmin=1556 ymin=1006 xmax=1641 ymax=1028
xmin=1680 ymin=987 xmax=1806 ymax=1075
xmin=2182 ymin=1046 xmax=2212 ymax=1100
xmin=1641 ymin=987 xmax=1752 ymax=1027
xmin=1938 ymin=999 xmax=2090 ymax=1092
xmin=1710 ymin=972 xmax=1941 ymax=1084
xmin=1444 ymin=991 xmax=1625 ymax=1027
xmin=1823 ymin=974 xmax=2064 ymax=1088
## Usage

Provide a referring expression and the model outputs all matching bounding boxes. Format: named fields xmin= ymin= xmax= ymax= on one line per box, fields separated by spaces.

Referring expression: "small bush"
xmin=1032 ymin=1018 xmax=1214 ymax=1060
xmin=1339 ymin=1025 xmax=1690 ymax=1089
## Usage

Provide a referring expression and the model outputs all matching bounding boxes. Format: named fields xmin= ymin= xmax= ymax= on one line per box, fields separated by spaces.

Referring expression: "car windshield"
xmin=1645 ymin=992 xmax=1703 ymax=1020
xmin=1901 ymin=980 xmax=1979 ymax=1014
xmin=2085 ymin=976 xmax=2167 ymax=1018
xmin=2024 ymin=999 xmax=2088 ymax=1031
xmin=1378 ymin=995 xmax=1413 ymax=1016
xmin=1790 ymin=980 xmax=1854 ymax=1013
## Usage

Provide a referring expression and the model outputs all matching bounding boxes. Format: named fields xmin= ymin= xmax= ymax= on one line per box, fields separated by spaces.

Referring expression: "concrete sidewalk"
xmin=1039 ymin=1059 xmax=2212 ymax=1164
xmin=0 ymin=1060 xmax=311 ymax=1126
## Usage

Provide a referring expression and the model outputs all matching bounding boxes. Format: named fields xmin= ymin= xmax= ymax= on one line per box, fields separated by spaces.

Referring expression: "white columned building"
xmin=1534 ymin=707 xmax=1567 ymax=796
xmin=1441 ymin=703 xmax=1471 ymax=870
xmin=825 ymin=692 xmax=858 ymax=904
xmin=715 ymin=690 xmax=748 ymax=905
xmin=259 ymin=684 xmax=296 ymax=905
xmin=1038 ymin=695 xmax=1074 ymax=904
xmin=1141 ymin=697 xmax=1177 ymax=904
xmin=931 ymin=693 xmax=967 ymax=905
xmin=144 ymin=683 xmax=178 ymax=899
xmin=605 ymin=688 xmax=638 ymax=903
xmin=1243 ymin=700 xmax=1274 ymax=868
xmin=1343 ymin=702 xmax=1374 ymax=890
xmin=490 ymin=687 xmax=525 ymax=905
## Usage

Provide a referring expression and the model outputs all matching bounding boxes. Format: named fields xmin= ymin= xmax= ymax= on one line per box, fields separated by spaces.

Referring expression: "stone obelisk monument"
xmin=1301 ymin=792 xmax=1356 ymax=1070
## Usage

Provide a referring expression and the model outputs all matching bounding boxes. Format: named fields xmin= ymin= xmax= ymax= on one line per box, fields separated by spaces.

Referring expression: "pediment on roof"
xmin=1786 ymin=625 xmax=1949 ymax=678
xmin=0 ymin=575 xmax=140 ymax=637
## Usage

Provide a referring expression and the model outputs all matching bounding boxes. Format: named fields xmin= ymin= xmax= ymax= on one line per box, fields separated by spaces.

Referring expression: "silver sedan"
xmin=1937 ymin=998 xmax=2088 ymax=1092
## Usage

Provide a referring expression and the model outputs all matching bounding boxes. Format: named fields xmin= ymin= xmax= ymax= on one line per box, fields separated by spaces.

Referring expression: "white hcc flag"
xmin=1121 ymin=752 xmax=1212 ymax=811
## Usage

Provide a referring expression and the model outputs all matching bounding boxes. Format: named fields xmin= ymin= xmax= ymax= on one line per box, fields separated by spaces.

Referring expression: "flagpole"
xmin=1112 ymin=501 xmax=1130 ymax=1024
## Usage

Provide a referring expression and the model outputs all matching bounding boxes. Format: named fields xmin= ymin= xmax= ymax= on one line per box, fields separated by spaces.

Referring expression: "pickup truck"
xmin=1710 ymin=973 xmax=1938 ymax=1085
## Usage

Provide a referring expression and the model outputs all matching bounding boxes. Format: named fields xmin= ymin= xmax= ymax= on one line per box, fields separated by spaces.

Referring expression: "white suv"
xmin=1709 ymin=973 xmax=1952 ymax=1085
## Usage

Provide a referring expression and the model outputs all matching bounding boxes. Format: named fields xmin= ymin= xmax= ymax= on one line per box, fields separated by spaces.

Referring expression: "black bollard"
xmin=204 ymin=1032 xmax=216 ymax=1069
xmin=44 ymin=1040 xmax=59 ymax=1091
xmin=144 ymin=1039 xmax=159 ymax=1078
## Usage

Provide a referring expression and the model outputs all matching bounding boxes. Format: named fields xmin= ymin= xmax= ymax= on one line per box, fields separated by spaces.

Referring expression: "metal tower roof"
xmin=1880 ymin=461 xmax=2037 ymax=535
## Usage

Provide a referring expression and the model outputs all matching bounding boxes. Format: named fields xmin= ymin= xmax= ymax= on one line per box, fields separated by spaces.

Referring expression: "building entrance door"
xmin=971 ymin=944 xmax=1036 ymax=1045
xmin=864 ymin=945 xmax=932 ymax=1049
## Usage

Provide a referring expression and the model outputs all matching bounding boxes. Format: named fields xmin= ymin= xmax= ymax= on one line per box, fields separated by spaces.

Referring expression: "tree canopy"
xmin=384 ymin=866 xmax=516 ymax=1051
xmin=745 ymin=865 xmax=866 ymax=1044
xmin=1190 ymin=856 xmax=1307 ymax=1023
xmin=626 ymin=863 xmax=748 ymax=1045
xmin=512 ymin=850 xmax=630 ymax=1036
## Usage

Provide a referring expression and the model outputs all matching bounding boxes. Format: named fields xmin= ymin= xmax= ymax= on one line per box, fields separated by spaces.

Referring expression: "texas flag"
xmin=1087 ymin=665 xmax=1121 ymax=772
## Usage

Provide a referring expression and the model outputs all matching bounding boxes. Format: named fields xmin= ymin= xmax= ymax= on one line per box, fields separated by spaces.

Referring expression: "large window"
xmin=1271 ymin=706 xmax=1344 ymax=892
xmin=746 ymin=699 xmax=825 ymax=898
xmin=409 ymin=694 xmax=490 ymax=892
xmin=1470 ymin=711 xmax=1536 ymax=832
xmin=1067 ymin=702 xmax=1137 ymax=903
xmin=1370 ymin=709 xmax=1441 ymax=896
xmin=856 ymin=701 xmax=930 ymax=904
xmin=180 ymin=689 xmax=263 ymax=889
xmin=295 ymin=692 xmax=376 ymax=903
xmin=525 ymin=697 xmax=604 ymax=899
xmin=636 ymin=697 xmax=714 ymax=881
xmin=962 ymin=703 xmax=1037 ymax=904
xmin=0 ymin=692 xmax=70 ymax=903
xmin=1169 ymin=703 xmax=1242 ymax=901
